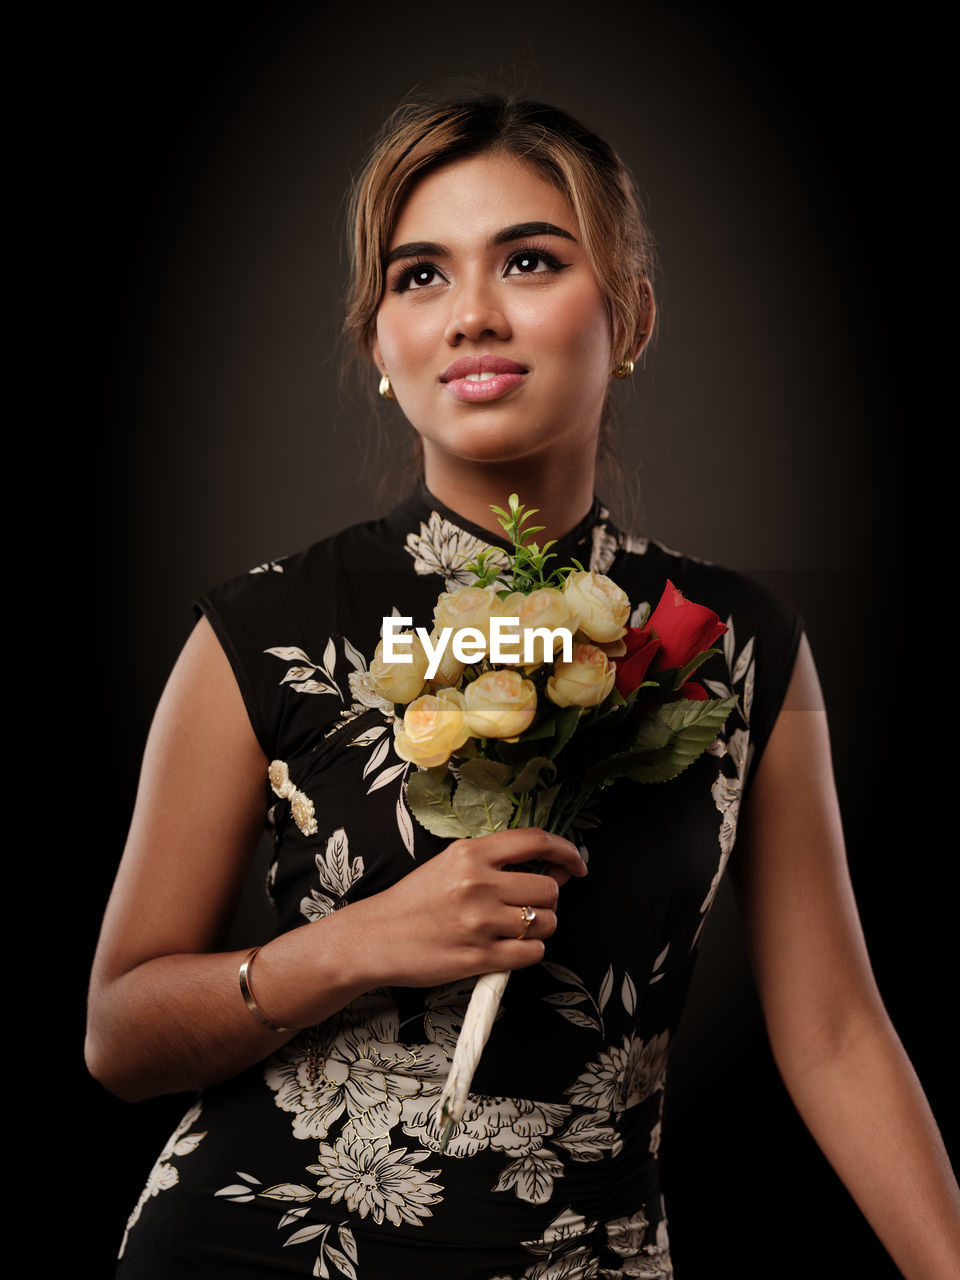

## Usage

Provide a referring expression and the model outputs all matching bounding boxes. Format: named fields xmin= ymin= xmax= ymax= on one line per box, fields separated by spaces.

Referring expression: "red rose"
xmin=678 ymin=681 xmax=709 ymax=701
xmin=647 ymin=580 xmax=726 ymax=671
xmin=614 ymin=626 xmax=660 ymax=697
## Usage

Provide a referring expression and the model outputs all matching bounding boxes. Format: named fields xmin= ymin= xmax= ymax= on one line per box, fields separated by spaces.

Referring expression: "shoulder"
xmin=609 ymin=529 xmax=805 ymax=773
xmin=610 ymin=532 xmax=801 ymax=648
xmin=192 ymin=515 xmax=409 ymax=760
xmin=197 ymin=515 xmax=399 ymax=614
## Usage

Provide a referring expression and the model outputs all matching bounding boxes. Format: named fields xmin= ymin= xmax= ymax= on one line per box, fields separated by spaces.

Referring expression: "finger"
xmin=497 ymin=903 xmax=557 ymax=941
xmin=491 ymin=938 xmax=547 ymax=971
xmin=474 ymin=829 xmax=587 ymax=878
xmin=496 ymin=871 xmax=560 ymax=910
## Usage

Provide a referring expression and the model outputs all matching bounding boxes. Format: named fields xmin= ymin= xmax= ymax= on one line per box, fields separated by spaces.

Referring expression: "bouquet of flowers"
xmin=369 ymin=496 xmax=736 ymax=1150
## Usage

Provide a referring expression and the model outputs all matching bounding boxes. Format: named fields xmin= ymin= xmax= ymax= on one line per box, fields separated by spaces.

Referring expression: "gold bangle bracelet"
xmin=238 ymin=947 xmax=293 ymax=1033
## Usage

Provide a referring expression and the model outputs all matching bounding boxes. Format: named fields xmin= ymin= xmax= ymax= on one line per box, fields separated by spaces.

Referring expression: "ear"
xmin=632 ymin=280 xmax=656 ymax=361
xmin=370 ymin=333 xmax=385 ymax=375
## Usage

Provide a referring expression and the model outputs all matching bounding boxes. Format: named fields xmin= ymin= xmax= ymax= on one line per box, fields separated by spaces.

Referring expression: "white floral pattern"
xmin=299 ymin=827 xmax=365 ymax=922
xmin=588 ymin=514 xmax=619 ymax=575
xmin=266 ymin=994 xmax=448 ymax=1142
xmin=602 ymin=1205 xmax=673 ymax=1278
xmin=119 ymin=1102 xmax=206 ymax=1258
xmin=566 ymin=1032 xmax=669 ymax=1116
xmin=404 ymin=511 xmax=509 ymax=585
xmin=487 ymin=1199 xmax=673 ymax=1279
xmin=403 ymin=1094 xmax=570 ymax=1160
xmin=695 ymin=614 xmax=757 ymax=943
xmin=308 ymin=1133 xmax=443 ymax=1226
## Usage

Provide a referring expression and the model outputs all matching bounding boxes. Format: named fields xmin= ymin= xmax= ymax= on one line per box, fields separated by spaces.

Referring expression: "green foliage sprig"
xmin=462 ymin=493 xmax=579 ymax=592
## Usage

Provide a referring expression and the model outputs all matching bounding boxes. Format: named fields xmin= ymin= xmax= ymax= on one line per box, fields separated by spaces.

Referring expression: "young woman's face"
xmin=372 ymin=152 xmax=614 ymax=473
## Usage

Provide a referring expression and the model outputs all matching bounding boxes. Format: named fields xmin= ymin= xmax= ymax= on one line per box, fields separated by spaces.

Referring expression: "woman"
xmin=87 ymin=96 xmax=959 ymax=1278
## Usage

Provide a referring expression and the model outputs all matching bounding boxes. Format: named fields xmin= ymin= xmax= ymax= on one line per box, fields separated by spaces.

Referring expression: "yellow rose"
xmin=464 ymin=669 xmax=538 ymax=739
xmin=394 ymin=688 xmax=470 ymax=768
xmin=562 ymin=571 xmax=630 ymax=643
xmin=514 ymin=587 xmax=580 ymax=667
xmin=370 ymin=633 xmax=429 ymax=705
xmin=546 ymin=643 xmax=616 ymax=708
xmin=433 ymin=586 xmax=499 ymax=658
xmin=426 ymin=627 xmax=466 ymax=690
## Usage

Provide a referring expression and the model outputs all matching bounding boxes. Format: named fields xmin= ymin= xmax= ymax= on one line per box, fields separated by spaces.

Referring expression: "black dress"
xmin=115 ymin=485 xmax=802 ymax=1279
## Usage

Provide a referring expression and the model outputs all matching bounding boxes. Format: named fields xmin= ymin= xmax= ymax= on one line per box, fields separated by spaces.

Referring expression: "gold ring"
xmin=517 ymin=905 xmax=537 ymax=940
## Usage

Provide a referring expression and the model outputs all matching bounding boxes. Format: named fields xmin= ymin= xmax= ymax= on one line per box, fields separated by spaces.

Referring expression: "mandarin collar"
xmin=384 ymin=481 xmax=623 ymax=578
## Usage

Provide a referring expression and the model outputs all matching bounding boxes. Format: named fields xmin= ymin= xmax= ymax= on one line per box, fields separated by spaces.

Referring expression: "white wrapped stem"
xmin=438 ymin=969 xmax=510 ymax=1151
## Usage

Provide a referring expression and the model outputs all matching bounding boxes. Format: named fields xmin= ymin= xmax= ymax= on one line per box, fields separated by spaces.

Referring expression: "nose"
xmin=443 ymin=272 xmax=512 ymax=345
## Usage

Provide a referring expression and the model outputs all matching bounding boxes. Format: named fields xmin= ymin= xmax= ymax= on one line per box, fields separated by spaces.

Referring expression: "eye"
xmin=393 ymin=262 xmax=445 ymax=292
xmin=506 ymin=251 xmax=549 ymax=275
xmin=504 ymin=246 xmax=569 ymax=277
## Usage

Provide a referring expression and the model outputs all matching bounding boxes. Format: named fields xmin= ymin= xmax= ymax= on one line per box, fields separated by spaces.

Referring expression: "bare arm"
xmin=731 ymin=634 xmax=960 ymax=1279
xmin=85 ymin=617 xmax=586 ymax=1102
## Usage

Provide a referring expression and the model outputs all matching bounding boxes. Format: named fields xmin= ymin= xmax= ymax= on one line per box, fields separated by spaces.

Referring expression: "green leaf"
xmin=452 ymin=777 xmax=516 ymax=835
xmin=458 ymin=758 xmax=514 ymax=791
xmin=547 ymin=705 xmax=583 ymax=760
xmin=405 ymin=770 xmax=470 ymax=838
xmin=509 ymin=755 xmax=557 ymax=793
xmin=598 ymin=695 xmax=738 ymax=786
xmin=501 ymin=717 xmax=558 ymax=748
xmin=667 ymin=646 xmax=724 ymax=691
xmin=533 ymin=784 xmax=560 ymax=828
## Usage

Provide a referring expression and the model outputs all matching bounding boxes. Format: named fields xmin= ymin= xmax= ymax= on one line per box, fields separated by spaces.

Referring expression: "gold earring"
xmin=378 ymin=374 xmax=397 ymax=401
xmin=612 ymin=359 xmax=635 ymax=379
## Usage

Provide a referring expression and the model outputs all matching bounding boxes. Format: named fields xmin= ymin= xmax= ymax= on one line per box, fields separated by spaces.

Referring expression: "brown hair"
xmin=345 ymin=93 xmax=656 ymax=369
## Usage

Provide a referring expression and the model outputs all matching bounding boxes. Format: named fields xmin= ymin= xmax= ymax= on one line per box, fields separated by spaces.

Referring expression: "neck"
xmin=423 ymin=453 xmax=597 ymax=545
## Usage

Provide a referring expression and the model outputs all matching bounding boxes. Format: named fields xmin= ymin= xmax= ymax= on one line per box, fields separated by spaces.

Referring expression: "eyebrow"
xmin=385 ymin=221 xmax=577 ymax=267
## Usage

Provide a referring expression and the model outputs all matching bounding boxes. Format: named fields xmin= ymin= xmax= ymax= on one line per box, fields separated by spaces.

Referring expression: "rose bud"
xmin=614 ymin=627 xmax=661 ymax=697
xmin=370 ymin=633 xmax=429 ymax=705
xmin=647 ymin=580 xmax=726 ymax=671
xmin=546 ymin=643 xmax=616 ymax=708
xmin=463 ymin=669 xmax=538 ymax=739
xmin=393 ymin=688 xmax=470 ymax=768
xmin=562 ymin=570 xmax=630 ymax=644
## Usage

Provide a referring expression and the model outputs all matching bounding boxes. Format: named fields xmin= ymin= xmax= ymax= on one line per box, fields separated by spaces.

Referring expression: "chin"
xmin=435 ymin=426 xmax=555 ymax=467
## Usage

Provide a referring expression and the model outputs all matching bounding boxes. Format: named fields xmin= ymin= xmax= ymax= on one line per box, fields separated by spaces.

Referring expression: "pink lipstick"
xmin=439 ymin=355 xmax=528 ymax=403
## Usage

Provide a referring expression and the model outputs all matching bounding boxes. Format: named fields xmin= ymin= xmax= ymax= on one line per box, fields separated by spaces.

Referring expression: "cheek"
xmin=375 ymin=307 xmax=437 ymax=372
xmin=537 ymin=291 xmax=612 ymax=372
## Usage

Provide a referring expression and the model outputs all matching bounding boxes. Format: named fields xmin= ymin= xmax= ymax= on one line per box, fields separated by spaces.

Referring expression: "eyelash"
xmin=390 ymin=242 xmax=571 ymax=293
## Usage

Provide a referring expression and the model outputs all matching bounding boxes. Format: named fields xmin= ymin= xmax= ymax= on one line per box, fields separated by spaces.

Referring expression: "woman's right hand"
xmin=353 ymin=828 xmax=588 ymax=989
xmin=86 ymin=616 xmax=586 ymax=1102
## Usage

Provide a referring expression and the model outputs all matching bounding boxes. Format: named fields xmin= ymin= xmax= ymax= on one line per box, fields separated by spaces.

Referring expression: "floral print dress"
xmin=116 ymin=485 xmax=802 ymax=1280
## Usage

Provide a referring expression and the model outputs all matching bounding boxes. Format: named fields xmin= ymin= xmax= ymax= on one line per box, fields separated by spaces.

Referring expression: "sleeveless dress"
xmin=115 ymin=485 xmax=802 ymax=1279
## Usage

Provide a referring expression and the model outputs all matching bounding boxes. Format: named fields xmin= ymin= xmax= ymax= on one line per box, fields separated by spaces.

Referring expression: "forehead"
xmin=388 ymin=152 xmax=578 ymax=247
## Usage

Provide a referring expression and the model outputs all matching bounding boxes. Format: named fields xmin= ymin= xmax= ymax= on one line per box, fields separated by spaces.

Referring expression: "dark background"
xmin=49 ymin=2 xmax=948 ymax=1273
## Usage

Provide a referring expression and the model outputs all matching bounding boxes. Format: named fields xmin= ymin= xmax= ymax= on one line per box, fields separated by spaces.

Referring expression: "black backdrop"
xmin=49 ymin=3 xmax=949 ymax=1274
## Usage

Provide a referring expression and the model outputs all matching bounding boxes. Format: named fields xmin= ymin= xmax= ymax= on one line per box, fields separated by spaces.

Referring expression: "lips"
xmin=439 ymin=355 xmax=528 ymax=382
xmin=439 ymin=355 xmax=528 ymax=404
